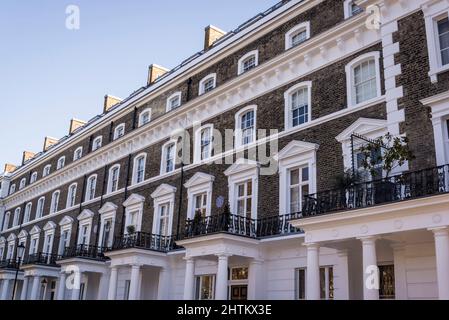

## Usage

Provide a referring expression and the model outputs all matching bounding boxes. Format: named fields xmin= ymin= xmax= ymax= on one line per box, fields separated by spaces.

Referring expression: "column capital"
xmin=130 ymin=263 xmax=143 ymax=269
xmin=250 ymin=258 xmax=264 ymax=265
xmin=183 ymin=256 xmax=195 ymax=263
xmin=216 ymin=253 xmax=232 ymax=259
xmin=303 ymin=242 xmax=320 ymax=250
xmin=358 ymin=236 xmax=378 ymax=243
xmin=110 ymin=265 xmax=118 ymax=271
xmin=337 ymin=249 xmax=349 ymax=257
xmin=429 ymin=226 xmax=449 ymax=237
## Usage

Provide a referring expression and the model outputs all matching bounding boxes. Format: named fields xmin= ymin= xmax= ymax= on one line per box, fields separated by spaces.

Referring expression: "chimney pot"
xmin=204 ymin=25 xmax=226 ymax=51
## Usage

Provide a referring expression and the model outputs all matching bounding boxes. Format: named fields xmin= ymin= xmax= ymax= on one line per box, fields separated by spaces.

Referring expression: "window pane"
xmin=354 ymin=59 xmax=377 ymax=104
xmin=290 ymin=169 xmax=299 ymax=185
xmin=291 ymin=30 xmax=307 ymax=47
xmin=291 ymin=88 xmax=309 ymax=127
xmin=296 ymin=269 xmax=306 ymax=300
xmin=302 ymin=167 xmax=309 ymax=182
xmin=290 ymin=187 xmax=300 ymax=213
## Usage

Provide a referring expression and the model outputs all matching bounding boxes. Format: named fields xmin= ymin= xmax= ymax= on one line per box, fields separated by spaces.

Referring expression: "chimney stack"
xmin=103 ymin=95 xmax=122 ymax=113
xmin=69 ymin=118 xmax=87 ymax=134
xmin=204 ymin=25 xmax=226 ymax=51
xmin=43 ymin=137 xmax=59 ymax=151
xmin=147 ymin=64 xmax=169 ymax=86
xmin=4 ymin=164 xmax=17 ymax=174
xmin=22 ymin=151 xmax=36 ymax=165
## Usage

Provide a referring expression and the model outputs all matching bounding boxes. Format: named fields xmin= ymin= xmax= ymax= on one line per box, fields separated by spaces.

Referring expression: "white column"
xmin=392 ymin=243 xmax=407 ymax=300
xmin=335 ymin=250 xmax=349 ymax=300
xmin=97 ymin=273 xmax=110 ymax=300
xmin=56 ymin=272 xmax=67 ymax=300
xmin=0 ymin=279 xmax=11 ymax=300
xmin=306 ymin=243 xmax=320 ymax=300
xmin=157 ymin=267 xmax=170 ymax=300
xmin=183 ymin=258 xmax=195 ymax=300
xmin=128 ymin=264 xmax=141 ymax=300
xmin=248 ymin=259 xmax=264 ymax=300
xmin=361 ymin=236 xmax=379 ymax=300
xmin=431 ymin=227 xmax=449 ymax=300
xmin=30 ymin=276 xmax=41 ymax=300
xmin=107 ymin=267 xmax=118 ymax=300
xmin=20 ymin=276 xmax=30 ymax=300
xmin=216 ymin=254 xmax=230 ymax=300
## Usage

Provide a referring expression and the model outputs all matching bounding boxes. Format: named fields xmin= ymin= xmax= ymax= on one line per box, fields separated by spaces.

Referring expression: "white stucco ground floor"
xmin=1 ymin=195 xmax=449 ymax=301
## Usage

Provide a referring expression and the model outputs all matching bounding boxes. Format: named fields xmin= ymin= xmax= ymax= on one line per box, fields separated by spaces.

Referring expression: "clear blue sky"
xmin=0 ymin=0 xmax=276 ymax=168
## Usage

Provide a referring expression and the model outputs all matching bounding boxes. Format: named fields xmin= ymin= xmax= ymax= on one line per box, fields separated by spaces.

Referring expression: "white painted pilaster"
xmin=360 ymin=236 xmax=379 ymax=300
xmin=306 ymin=243 xmax=320 ymax=300
xmin=430 ymin=227 xmax=449 ymax=300
xmin=183 ymin=258 xmax=195 ymax=300
xmin=107 ymin=266 xmax=118 ymax=300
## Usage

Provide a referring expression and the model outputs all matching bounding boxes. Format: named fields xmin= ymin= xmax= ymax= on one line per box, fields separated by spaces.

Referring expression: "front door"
xmin=379 ymin=265 xmax=395 ymax=299
xmin=230 ymin=285 xmax=247 ymax=300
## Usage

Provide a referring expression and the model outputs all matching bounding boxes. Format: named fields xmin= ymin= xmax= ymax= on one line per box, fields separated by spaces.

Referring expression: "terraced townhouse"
xmin=1 ymin=0 xmax=449 ymax=301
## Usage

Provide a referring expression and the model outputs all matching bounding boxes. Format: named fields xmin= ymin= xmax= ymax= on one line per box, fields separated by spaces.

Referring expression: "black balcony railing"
xmin=59 ymin=244 xmax=108 ymax=261
xmin=0 ymin=259 xmax=20 ymax=269
xmin=22 ymin=252 xmax=59 ymax=267
xmin=300 ymin=164 xmax=449 ymax=219
xmin=111 ymin=232 xmax=178 ymax=253
xmin=181 ymin=212 xmax=301 ymax=240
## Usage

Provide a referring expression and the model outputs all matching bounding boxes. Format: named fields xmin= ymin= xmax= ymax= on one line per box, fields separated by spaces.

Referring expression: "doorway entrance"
xmin=230 ymin=285 xmax=248 ymax=300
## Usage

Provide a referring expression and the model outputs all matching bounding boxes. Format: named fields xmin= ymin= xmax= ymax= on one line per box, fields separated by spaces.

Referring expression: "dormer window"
xmin=166 ymin=92 xmax=182 ymax=112
xmin=92 ymin=136 xmax=103 ymax=151
xmin=43 ymin=165 xmax=51 ymax=177
xmin=138 ymin=109 xmax=152 ymax=126
xmin=238 ymin=51 xmax=258 ymax=75
xmin=285 ymin=22 xmax=310 ymax=50
xmin=19 ymin=178 xmax=26 ymax=190
xmin=344 ymin=0 xmax=363 ymax=19
xmin=73 ymin=147 xmax=83 ymax=161
xmin=30 ymin=172 xmax=38 ymax=184
xmin=199 ymin=74 xmax=217 ymax=95
xmin=114 ymin=123 xmax=125 ymax=140
xmin=57 ymin=156 xmax=66 ymax=170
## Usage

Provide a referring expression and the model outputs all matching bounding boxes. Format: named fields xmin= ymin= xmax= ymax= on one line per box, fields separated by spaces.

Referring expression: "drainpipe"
xmin=120 ymin=154 xmax=133 ymax=236
xmin=74 ymin=175 xmax=87 ymax=249
xmin=94 ymin=165 xmax=109 ymax=248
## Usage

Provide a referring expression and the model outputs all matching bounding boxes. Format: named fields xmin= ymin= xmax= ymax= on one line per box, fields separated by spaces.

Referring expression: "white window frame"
xmin=185 ymin=172 xmax=215 ymax=220
xmin=2 ymin=212 xmax=10 ymax=231
xmin=7 ymin=238 xmax=15 ymax=260
xmin=43 ymin=165 xmax=51 ymax=177
xmin=19 ymin=178 xmax=26 ymax=190
xmin=199 ymin=73 xmax=217 ymax=95
xmin=285 ymin=22 xmax=310 ymax=50
xmin=123 ymin=194 xmax=145 ymax=233
xmin=113 ymin=123 xmax=126 ymax=140
xmin=166 ymin=92 xmax=182 ymax=112
xmin=57 ymin=156 xmax=66 ymax=170
xmin=9 ymin=184 xmax=16 ymax=195
xmin=98 ymin=202 xmax=118 ymax=248
xmin=85 ymin=174 xmax=97 ymax=201
xmin=36 ymin=197 xmax=45 ymax=219
xmin=194 ymin=124 xmax=214 ymax=163
xmin=29 ymin=230 xmax=40 ymax=255
xmin=43 ymin=224 xmax=56 ymax=255
xmin=30 ymin=172 xmax=38 ymax=184
xmin=345 ymin=51 xmax=382 ymax=108
xmin=77 ymin=210 xmax=94 ymax=246
xmin=67 ymin=183 xmax=77 ymax=208
xmin=13 ymin=207 xmax=21 ymax=227
xmin=50 ymin=190 xmax=60 ymax=214
xmin=24 ymin=202 xmax=32 ymax=223
xmin=284 ymin=81 xmax=312 ymax=131
xmin=107 ymin=164 xmax=121 ymax=194
xmin=73 ymin=147 xmax=83 ymax=161
xmin=138 ymin=108 xmax=152 ymax=127
xmin=92 ymin=136 xmax=103 ymax=151
xmin=132 ymin=153 xmax=147 ymax=185
xmin=160 ymin=140 xmax=177 ymax=175
xmin=344 ymin=0 xmax=363 ymax=19
xmin=424 ymin=7 xmax=449 ymax=83
xmin=151 ymin=185 xmax=176 ymax=236
xmin=224 ymin=159 xmax=259 ymax=220
xmin=235 ymin=105 xmax=257 ymax=148
xmin=58 ymin=216 xmax=73 ymax=255
xmin=0 ymin=241 xmax=5 ymax=260
xmin=238 ymin=50 xmax=259 ymax=75
xmin=195 ymin=274 xmax=216 ymax=300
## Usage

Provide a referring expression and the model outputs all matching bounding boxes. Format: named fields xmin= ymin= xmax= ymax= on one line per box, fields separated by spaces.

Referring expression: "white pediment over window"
xmin=336 ymin=118 xmax=387 ymax=143
xmin=274 ymin=140 xmax=319 ymax=161
xmin=18 ymin=230 xmax=28 ymax=238
xmin=99 ymin=202 xmax=118 ymax=214
xmin=151 ymin=184 xmax=177 ymax=199
xmin=77 ymin=209 xmax=94 ymax=221
xmin=123 ymin=193 xmax=146 ymax=207
xmin=43 ymin=221 xmax=57 ymax=231
xmin=30 ymin=226 xmax=41 ymax=235
xmin=184 ymin=172 xmax=215 ymax=188
xmin=224 ymin=158 xmax=259 ymax=177
xmin=59 ymin=216 xmax=74 ymax=226
xmin=7 ymin=233 xmax=16 ymax=241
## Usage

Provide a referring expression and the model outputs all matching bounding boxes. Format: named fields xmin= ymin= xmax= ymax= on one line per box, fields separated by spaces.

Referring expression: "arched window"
xmin=2 ymin=212 xmax=10 ymax=231
xmin=50 ymin=190 xmax=60 ymax=214
xmin=24 ymin=203 xmax=32 ymax=223
xmin=344 ymin=0 xmax=363 ymax=19
xmin=345 ymin=52 xmax=381 ymax=108
xmin=199 ymin=74 xmax=217 ymax=95
xmin=85 ymin=175 xmax=97 ymax=201
xmin=285 ymin=22 xmax=310 ymax=50
xmin=67 ymin=183 xmax=77 ymax=208
xmin=43 ymin=165 xmax=51 ymax=177
xmin=9 ymin=184 xmax=16 ymax=195
xmin=138 ymin=109 xmax=152 ymax=126
xmin=132 ymin=154 xmax=147 ymax=185
xmin=36 ymin=197 xmax=45 ymax=219
xmin=113 ymin=123 xmax=125 ymax=140
xmin=161 ymin=141 xmax=177 ymax=174
xmin=92 ymin=136 xmax=103 ymax=151
xmin=19 ymin=178 xmax=26 ymax=190
xmin=194 ymin=125 xmax=214 ymax=163
xmin=108 ymin=165 xmax=121 ymax=193
xmin=57 ymin=156 xmax=66 ymax=170
xmin=238 ymin=50 xmax=259 ymax=75
xmin=73 ymin=147 xmax=83 ymax=161
xmin=30 ymin=172 xmax=38 ymax=184
xmin=13 ymin=208 xmax=21 ymax=227
xmin=166 ymin=92 xmax=182 ymax=112
xmin=235 ymin=106 xmax=257 ymax=148
xmin=284 ymin=81 xmax=312 ymax=130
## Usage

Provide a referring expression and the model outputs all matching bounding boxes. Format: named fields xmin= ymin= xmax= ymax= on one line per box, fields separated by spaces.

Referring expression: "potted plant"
xmin=331 ymin=169 xmax=362 ymax=209
xmin=126 ymin=225 xmax=136 ymax=235
xmin=192 ymin=209 xmax=204 ymax=236
xmin=358 ymin=133 xmax=415 ymax=204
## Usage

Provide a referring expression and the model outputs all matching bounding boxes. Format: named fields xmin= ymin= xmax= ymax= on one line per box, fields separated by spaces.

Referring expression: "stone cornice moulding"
xmin=3 ymin=14 xmax=381 ymax=209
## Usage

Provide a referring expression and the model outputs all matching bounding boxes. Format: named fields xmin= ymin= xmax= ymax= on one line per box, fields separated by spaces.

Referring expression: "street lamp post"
xmin=11 ymin=243 xmax=25 ymax=300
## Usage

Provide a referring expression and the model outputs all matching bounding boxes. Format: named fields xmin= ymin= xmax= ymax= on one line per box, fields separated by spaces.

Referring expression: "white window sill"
xmin=429 ymin=64 xmax=449 ymax=83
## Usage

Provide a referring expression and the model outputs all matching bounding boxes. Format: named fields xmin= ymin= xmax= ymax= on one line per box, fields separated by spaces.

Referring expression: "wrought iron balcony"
xmin=22 ymin=252 xmax=59 ymax=267
xmin=59 ymin=244 xmax=108 ymax=261
xmin=0 ymin=259 xmax=20 ymax=269
xmin=111 ymin=232 xmax=178 ymax=253
xmin=181 ymin=212 xmax=301 ymax=240
xmin=300 ymin=164 xmax=449 ymax=219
